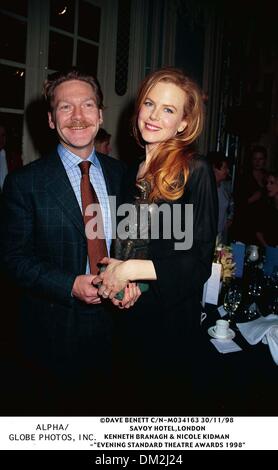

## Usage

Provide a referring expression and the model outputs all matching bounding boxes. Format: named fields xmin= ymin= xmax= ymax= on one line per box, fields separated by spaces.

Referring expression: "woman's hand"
xmin=112 ymin=283 xmax=142 ymax=309
xmin=93 ymin=257 xmax=130 ymax=299
xmin=248 ymin=190 xmax=262 ymax=204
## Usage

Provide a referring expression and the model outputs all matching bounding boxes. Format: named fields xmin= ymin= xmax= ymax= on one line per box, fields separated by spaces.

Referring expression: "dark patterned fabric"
xmin=0 ymin=150 xmax=125 ymax=412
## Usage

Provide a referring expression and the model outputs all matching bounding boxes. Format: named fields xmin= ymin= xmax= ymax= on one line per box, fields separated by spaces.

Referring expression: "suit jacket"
xmin=0 ymin=150 xmax=125 ymax=372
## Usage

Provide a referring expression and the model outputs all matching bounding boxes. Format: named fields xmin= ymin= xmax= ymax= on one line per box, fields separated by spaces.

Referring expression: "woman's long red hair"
xmin=132 ymin=67 xmax=204 ymax=202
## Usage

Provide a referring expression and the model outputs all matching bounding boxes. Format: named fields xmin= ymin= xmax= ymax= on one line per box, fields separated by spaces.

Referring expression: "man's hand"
xmin=93 ymin=257 xmax=130 ymax=299
xmin=72 ymin=274 xmax=101 ymax=304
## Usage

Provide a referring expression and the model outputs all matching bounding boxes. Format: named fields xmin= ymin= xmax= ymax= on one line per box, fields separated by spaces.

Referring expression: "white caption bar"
xmin=0 ymin=416 xmax=277 ymax=450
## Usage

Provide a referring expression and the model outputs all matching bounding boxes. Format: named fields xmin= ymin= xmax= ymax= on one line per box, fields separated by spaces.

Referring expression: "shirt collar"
xmin=58 ymin=143 xmax=100 ymax=170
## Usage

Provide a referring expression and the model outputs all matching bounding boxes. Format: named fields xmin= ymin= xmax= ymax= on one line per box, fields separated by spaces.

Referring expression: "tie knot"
xmin=79 ymin=160 xmax=91 ymax=175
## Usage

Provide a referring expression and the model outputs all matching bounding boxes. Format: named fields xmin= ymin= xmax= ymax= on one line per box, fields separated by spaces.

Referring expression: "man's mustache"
xmin=67 ymin=121 xmax=91 ymax=128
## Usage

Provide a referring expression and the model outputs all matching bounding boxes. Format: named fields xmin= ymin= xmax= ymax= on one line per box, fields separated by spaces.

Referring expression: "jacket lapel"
xmin=43 ymin=152 xmax=85 ymax=238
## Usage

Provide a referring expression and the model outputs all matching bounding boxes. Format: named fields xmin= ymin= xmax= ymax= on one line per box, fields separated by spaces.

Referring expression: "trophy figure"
xmin=113 ymin=179 xmax=151 ymax=299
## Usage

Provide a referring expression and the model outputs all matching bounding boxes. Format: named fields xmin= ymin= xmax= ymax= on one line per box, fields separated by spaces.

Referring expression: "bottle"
xmin=248 ymin=245 xmax=259 ymax=262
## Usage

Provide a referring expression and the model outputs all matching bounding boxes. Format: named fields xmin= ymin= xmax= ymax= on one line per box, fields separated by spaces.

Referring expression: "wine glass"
xmin=237 ymin=268 xmax=263 ymax=321
xmin=248 ymin=278 xmax=263 ymax=300
xmin=240 ymin=302 xmax=260 ymax=321
xmin=247 ymin=245 xmax=259 ymax=262
xmin=266 ymin=294 xmax=278 ymax=316
xmin=223 ymin=282 xmax=242 ymax=327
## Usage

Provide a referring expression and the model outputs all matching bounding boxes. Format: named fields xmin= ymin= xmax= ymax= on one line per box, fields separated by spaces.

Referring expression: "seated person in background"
xmin=0 ymin=122 xmax=23 ymax=344
xmin=94 ymin=127 xmax=112 ymax=156
xmin=255 ymin=170 xmax=278 ymax=247
xmin=233 ymin=145 xmax=267 ymax=244
xmin=208 ymin=151 xmax=234 ymax=244
xmin=0 ymin=123 xmax=22 ymax=192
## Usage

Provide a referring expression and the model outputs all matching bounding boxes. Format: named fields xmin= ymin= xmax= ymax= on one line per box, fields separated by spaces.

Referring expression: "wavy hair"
xmin=132 ymin=67 xmax=204 ymax=201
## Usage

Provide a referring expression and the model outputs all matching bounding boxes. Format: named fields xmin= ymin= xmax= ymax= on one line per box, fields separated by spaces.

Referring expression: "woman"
xmin=94 ymin=68 xmax=218 ymax=412
xmin=233 ymin=145 xmax=267 ymax=243
xmin=255 ymin=171 xmax=278 ymax=247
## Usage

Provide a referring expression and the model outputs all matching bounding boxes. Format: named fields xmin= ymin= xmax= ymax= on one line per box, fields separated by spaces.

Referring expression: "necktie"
xmin=79 ymin=161 xmax=108 ymax=274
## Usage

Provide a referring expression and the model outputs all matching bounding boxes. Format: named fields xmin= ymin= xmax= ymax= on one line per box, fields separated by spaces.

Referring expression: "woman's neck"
xmin=145 ymin=143 xmax=158 ymax=164
xmin=137 ymin=159 xmax=149 ymax=180
xmin=253 ymin=168 xmax=265 ymax=185
xmin=215 ymin=174 xmax=222 ymax=186
xmin=137 ymin=144 xmax=158 ymax=180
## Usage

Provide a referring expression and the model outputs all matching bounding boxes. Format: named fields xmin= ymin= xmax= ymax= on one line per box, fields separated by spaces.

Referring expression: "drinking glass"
xmin=223 ymin=282 xmax=242 ymax=326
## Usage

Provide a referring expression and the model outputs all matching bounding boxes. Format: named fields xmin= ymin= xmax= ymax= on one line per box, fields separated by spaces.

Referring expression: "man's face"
xmin=0 ymin=126 xmax=7 ymax=151
xmin=96 ymin=140 xmax=112 ymax=155
xmin=214 ymin=161 xmax=229 ymax=183
xmin=252 ymin=152 xmax=266 ymax=170
xmin=48 ymin=80 xmax=103 ymax=158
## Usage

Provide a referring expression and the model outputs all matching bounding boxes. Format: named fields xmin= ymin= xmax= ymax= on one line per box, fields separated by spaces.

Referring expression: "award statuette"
xmin=102 ymin=180 xmax=151 ymax=300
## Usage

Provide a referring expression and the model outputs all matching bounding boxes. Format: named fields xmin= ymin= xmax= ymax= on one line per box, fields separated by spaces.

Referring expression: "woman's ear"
xmin=177 ymin=120 xmax=188 ymax=133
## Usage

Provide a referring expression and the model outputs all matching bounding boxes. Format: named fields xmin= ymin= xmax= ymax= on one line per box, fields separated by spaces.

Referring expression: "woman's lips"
xmin=145 ymin=123 xmax=161 ymax=131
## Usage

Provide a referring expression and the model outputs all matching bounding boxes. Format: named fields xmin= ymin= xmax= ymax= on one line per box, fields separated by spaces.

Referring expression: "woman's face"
xmin=138 ymin=81 xmax=188 ymax=150
xmin=252 ymin=151 xmax=266 ymax=170
xmin=266 ymin=175 xmax=278 ymax=198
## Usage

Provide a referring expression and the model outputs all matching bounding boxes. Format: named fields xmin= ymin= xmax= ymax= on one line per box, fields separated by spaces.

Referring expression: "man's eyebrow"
xmin=57 ymin=96 xmax=96 ymax=103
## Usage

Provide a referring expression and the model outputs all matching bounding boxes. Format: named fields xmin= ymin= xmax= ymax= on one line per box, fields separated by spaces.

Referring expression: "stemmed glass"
xmin=266 ymin=294 xmax=278 ymax=316
xmin=244 ymin=269 xmax=264 ymax=318
xmin=248 ymin=278 xmax=263 ymax=301
xmin=223 ymin=282 xmax=242 ymax=327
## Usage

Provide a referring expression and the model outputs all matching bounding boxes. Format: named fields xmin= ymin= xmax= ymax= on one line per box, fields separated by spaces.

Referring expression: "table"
xmin=199 ymin=304 xmax=278 ymax=416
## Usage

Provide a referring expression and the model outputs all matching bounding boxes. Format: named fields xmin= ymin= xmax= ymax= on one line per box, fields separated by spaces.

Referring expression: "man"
xmin=208 ymin=151 xmax=234 ymax=244
xmin=0 ymin=69 xmax=130 ymax=414
xmin=0 ymin=123 xmax=22 ymax=192
xmin=95 ymin=127 xmax=112 ymax=156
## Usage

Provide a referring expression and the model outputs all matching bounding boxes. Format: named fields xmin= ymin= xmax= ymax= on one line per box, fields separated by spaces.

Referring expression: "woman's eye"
xmin=144 ymin=101 xmax=152 ymax=107
xmin=164 ymin=107 xmax=173 ymax=113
